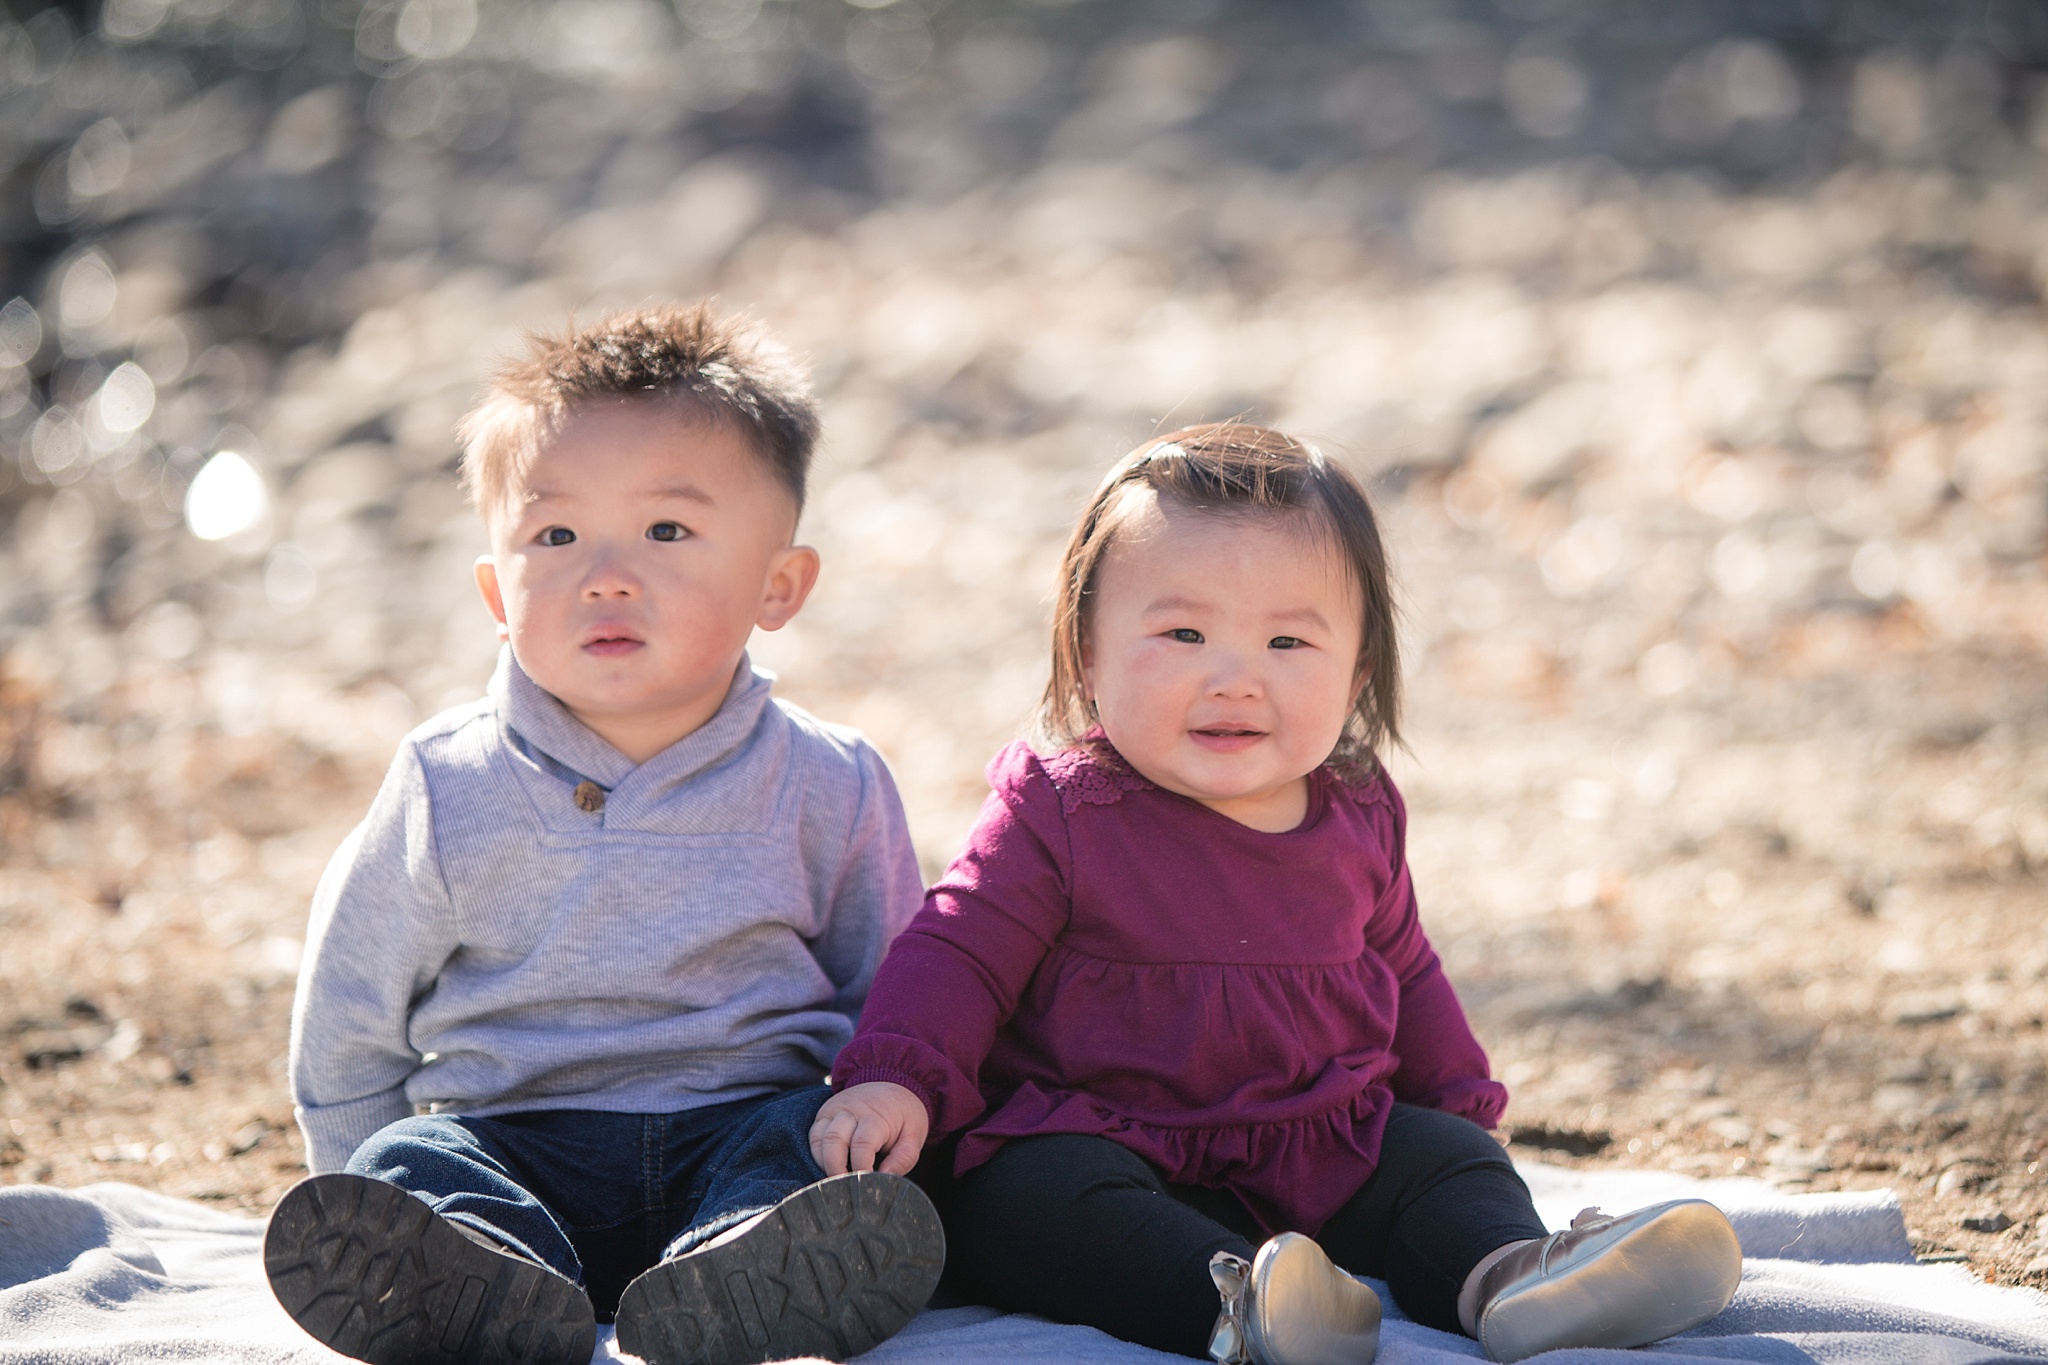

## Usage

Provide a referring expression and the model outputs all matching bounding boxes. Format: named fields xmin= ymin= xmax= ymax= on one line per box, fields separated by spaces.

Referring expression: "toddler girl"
xmin=811 ymin=424 xmax=1743 ymax=1364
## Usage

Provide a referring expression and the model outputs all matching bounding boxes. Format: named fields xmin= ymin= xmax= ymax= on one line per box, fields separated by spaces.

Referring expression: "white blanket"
xmin=3 ymin=1164 xmax=2045 ymax=1364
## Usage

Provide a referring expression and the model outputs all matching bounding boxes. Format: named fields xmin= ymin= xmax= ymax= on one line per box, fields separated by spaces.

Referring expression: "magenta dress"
xmin=833 ymin=738 xmax=1507 ymax=1237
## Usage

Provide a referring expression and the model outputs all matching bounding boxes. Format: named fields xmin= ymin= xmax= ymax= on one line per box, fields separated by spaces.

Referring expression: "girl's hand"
xmin=810 ymin=1081 xmax=929 ymax=1176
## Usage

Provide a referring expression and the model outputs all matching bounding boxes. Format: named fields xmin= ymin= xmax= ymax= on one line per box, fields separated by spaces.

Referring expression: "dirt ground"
xmin=4 ymin=0 xmax=2048 ymax=1313
xmin=3 ymin=466 xmax=2045 ymax=1293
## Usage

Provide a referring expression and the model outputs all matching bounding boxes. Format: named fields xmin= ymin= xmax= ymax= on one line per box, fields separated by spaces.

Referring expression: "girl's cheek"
xmin=1120 ymin=637 xmax=1183 ymax=672
xmin=1096 ymin=649 xmax=1170 ymax=707
xmin=1113 ymin=654 xmax=1180 ymax=699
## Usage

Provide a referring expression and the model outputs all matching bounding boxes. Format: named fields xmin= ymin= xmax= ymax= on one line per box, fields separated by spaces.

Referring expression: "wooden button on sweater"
xmin=573 ymin=780 xmax=606 ymax=813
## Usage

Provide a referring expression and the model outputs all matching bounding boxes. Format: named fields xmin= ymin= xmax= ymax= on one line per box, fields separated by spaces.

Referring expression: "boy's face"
xmin=474 ymin=402 xmax=818 ymax=763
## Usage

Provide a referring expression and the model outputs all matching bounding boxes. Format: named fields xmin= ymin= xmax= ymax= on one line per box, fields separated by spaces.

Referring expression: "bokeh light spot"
xmin=0 ymin=298 xmax=42 ymax=368
xmin=96 ymin=362 xmax=155 ymax=432
xmin=185 ymin=450 xmax=269 ymax=541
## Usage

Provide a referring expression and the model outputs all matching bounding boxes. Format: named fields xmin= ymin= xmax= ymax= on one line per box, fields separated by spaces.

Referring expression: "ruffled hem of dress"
xmin=1408 ymin=1075 xmax=1509 ymax=1130
xmin=953 ymin=1080 xmax=1397 ymax=1236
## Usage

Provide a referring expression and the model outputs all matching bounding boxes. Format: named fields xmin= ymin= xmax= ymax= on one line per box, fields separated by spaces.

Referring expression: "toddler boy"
xmin=265 ymin=305 xmax=941 ymax=1365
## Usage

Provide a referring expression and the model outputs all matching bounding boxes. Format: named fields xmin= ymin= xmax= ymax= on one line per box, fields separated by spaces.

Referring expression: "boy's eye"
xmin=538 ymin=526 xmax=575 ymax=547
xmin=1270 ymin=636 xmax=1304 ymax=650
xmin=1167 ymin=628 xmax=1203 ymax=644
xmin=647 ymin=521 xmax=689 ymax=542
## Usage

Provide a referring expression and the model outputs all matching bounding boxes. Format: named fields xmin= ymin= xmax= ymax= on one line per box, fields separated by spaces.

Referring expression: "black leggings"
xmin=923 ymin=1104 xmax=1546 ymax=1359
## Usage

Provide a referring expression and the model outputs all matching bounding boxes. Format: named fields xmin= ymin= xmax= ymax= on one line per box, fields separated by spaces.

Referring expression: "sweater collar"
xmin=490 ymin=646 xmax=774 ymax=792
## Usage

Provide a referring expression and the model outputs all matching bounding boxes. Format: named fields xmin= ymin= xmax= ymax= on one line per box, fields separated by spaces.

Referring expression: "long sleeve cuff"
xmin=829 ymin=1065 xmax=940 ymax=1129
xmin=296 ymin=1089 xmax=414 ymax=1173
xmin=832 ymin=1033 xmax=986 ymax=1136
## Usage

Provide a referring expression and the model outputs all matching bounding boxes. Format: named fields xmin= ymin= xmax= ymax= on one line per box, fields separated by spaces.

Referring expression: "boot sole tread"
xmin=613 ymin=1171 xmax=945 ymax=1365
xmin=264 ymin=1172 xmax=596 ymax=1365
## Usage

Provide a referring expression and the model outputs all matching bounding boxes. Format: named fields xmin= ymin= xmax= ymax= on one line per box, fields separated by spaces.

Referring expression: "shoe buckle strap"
xmin=1207 ymin=1251 xmax=1253 ymax=1365
xmin=1541 ymin=1207 xmax=1610 ymax=1274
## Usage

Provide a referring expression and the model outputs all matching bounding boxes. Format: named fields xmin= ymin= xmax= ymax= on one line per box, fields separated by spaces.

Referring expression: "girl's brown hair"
xmin=1040 ymin=421 xmax=1402 ymax=777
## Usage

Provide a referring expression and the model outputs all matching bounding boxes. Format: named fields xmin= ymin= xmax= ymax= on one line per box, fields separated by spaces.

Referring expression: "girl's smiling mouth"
xmin=1189 ymin=726 xmax=1266 ymax=753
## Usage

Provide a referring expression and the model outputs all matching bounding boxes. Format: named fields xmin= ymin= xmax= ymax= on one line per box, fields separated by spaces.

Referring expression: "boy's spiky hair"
xmin=458 ymin=303 xmax=820 ymax=519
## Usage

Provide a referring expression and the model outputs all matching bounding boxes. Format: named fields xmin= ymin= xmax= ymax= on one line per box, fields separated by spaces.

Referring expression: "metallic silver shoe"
xmin=1474 ymin=1199 xmax=1743 ymax=1363
xmin=1208 ymin=1232 xmax=1381 ymax=1365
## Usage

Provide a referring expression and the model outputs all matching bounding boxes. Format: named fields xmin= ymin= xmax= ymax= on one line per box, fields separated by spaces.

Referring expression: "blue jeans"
xmin=346 ymin=1085 xmax=831 ymax=1318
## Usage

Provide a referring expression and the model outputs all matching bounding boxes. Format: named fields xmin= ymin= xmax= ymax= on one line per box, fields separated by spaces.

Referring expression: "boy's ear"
xmin=756 ymin=544 xmax=821 ymax=632
xmin=474 ymin=556 xmax=511 ymax=642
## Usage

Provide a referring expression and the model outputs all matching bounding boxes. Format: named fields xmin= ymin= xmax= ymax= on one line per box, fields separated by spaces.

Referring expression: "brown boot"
xmin=264 ymin=1173 xmax=595 ymax=1365
xmin=614 ymin=1171 xmax=944 ymax=1365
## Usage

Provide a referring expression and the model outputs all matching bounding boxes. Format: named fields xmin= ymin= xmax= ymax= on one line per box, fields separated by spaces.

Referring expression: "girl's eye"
xmin=1270 ymin=636 xmax=1304 ymax=650
xmin=647 ymin=521 xmax=689 ymax=542
xmin=1168 ymin=628 xmax=1203 ymax=644
xmin=538 ymin=526 xmax=575 ymax=547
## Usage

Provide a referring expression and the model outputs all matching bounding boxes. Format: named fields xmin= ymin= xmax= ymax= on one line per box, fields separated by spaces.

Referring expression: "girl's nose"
xmin=1206 ymin=651 xmax=1263 ymax=698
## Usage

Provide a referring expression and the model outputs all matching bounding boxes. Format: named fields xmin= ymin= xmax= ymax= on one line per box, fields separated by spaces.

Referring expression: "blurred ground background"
xmin=1 ymin=0 xmax=2046 ymax=1293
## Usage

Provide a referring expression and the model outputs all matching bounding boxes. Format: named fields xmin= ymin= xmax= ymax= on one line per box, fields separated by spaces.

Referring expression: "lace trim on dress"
xmin=1039 ymin=738 xmax=1153 ymax=815
xmin=1040 ymin=739 xmax=1394 ymax=816
xmin=1328 ymin=761 xmax=1391 ymax=807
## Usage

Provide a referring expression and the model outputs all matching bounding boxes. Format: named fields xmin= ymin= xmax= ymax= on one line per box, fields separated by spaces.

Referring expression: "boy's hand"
xmin=810 ymin=1081 xmax=928 ymax=1177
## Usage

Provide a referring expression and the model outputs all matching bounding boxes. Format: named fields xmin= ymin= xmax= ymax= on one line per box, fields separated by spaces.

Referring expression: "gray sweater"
xmin=287 ymin=649 xmax=923 ymax=1174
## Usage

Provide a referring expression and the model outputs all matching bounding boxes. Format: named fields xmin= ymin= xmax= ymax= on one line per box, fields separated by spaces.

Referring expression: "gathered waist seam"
xmin=979 ymin=1084 xmax=1389 ymax=1135
xmin=1035 ymin=944 xmax=1387 ymax=970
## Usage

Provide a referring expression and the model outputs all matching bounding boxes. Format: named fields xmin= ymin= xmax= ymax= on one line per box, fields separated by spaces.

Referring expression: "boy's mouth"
xmin=581 ymin=628 xmax=645 ymax=657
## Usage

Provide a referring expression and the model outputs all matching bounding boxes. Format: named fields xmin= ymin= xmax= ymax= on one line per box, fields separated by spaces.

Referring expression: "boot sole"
xmin=264 ymin=1172 xmax=596 ymax=1365
xmin=614 ymin=1171 xmax=945 ymax=1365
xmin=1479 ymin=1199 xmax=1743 ymax=1363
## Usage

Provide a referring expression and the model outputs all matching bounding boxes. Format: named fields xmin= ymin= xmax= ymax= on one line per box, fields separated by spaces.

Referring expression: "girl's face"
xmin=1083 ymin=494 xmax=1364 ymax=833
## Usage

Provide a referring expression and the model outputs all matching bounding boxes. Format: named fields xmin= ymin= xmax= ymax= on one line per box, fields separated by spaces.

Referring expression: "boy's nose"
xmin=580 ymin=556 xmax=641 ymax=597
